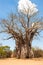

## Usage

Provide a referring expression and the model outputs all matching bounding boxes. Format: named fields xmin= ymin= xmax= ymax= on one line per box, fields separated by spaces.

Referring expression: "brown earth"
xmin=0 ymin=58 xmax=43 ymax=65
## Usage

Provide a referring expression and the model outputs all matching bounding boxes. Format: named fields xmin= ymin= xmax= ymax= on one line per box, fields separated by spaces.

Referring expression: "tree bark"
xmin=16 ymin=41 xmax=34 ymax=59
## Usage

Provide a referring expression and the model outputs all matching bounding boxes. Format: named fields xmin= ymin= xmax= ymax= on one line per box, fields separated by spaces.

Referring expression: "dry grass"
xmin=0 ymin=58 xmax=43 ymax=65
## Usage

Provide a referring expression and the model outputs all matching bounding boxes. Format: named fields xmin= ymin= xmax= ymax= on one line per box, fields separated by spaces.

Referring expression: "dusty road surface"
xmin=0 ymin=58 xmax=43 ymax=65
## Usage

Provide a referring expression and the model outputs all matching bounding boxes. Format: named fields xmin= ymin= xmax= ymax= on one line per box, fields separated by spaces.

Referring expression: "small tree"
xmin=0 ymin=46 xmax=11 ymax=58
xmin=0 ymin=0 xmax=43 ymax=59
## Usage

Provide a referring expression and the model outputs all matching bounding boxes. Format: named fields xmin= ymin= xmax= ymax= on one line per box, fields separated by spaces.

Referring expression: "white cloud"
xmin=18 ymin=0 xmax=38 ymax=16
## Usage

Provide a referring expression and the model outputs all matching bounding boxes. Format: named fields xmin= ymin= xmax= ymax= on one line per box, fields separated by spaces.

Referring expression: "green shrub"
xmin=0 ymin=46 xmax=12 ymax=58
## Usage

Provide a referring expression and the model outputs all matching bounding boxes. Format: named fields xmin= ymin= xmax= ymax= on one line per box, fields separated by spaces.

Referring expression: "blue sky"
xmin=0 ymin=0 xmax=43 ymax=50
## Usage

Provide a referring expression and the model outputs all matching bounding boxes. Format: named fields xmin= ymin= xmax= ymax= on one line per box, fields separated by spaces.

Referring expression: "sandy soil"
xmin=0 ymin=58 xmax=43 ymax=65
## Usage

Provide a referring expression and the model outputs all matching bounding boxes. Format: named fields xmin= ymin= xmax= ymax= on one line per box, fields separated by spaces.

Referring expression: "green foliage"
xmin=0 ymin=46 xmax=12 ymax=58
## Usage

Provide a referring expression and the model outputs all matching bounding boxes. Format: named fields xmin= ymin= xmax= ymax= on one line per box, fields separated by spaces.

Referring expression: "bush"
xmin=5 ymin=51 xmax=12 ymax=58
xmin=0 ymin=46 xmax=12 ymax=58
xmin=33 ymin=48 xmax=43 ymax=58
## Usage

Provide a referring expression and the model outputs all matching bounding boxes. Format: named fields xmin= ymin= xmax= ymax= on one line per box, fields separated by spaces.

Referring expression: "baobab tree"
xmin=0 ymin=0 xmax=43 ymax=59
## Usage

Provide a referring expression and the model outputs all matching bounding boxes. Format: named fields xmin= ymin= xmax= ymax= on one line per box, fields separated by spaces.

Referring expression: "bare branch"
xmin=3 ymin=36 xmax=13 ymax=40
xmin=0 ymin=30 xmax=8 ymax=33
xmin=18 ymin=16 xmax=27 ymax=29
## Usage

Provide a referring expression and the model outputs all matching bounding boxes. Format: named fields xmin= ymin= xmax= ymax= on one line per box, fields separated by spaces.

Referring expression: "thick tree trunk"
xmin=15 ymin=41 xmax=21 ymax=59
xmin=20 ymin=43 xmax=34 ymax=58
xmin=16 ymin=41 xmax=34 ymax=59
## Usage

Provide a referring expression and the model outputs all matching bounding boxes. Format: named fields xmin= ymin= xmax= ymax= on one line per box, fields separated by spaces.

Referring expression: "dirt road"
xmin=0 ymin=58 xmax=43 ymax=65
